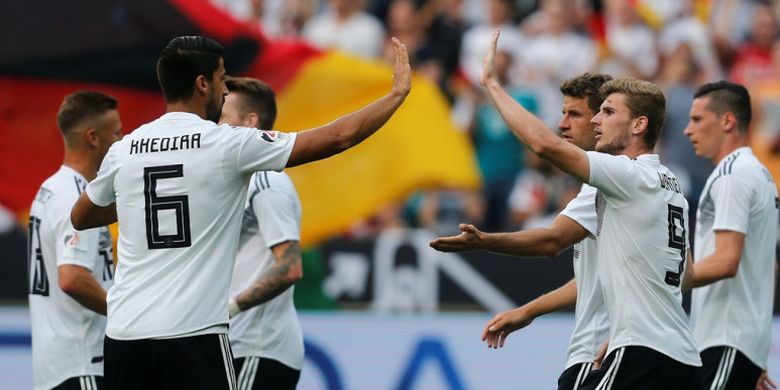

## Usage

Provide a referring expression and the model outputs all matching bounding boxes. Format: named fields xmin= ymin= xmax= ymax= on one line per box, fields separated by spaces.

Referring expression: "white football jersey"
xmin=559 ymin=183 xmax=610 ymax=369
xmin=587 ymin=152 xmax=701 ymax=366
xmin=85 ymin=112 xmax=296 ymax=340
xmin=691 ymin=147 xmax=778 ymax=369
xmin=229 ymin=171 xmax=304 ymax=370
xmin=29 ymin=166 xmax=114 ymax=389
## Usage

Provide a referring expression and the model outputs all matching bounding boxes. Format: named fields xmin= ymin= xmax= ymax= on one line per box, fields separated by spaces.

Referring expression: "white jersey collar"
xmin=160 ymin=112 xmax=204 ymax=121
xmin=59 ymin=165 xmax=87 ymax=182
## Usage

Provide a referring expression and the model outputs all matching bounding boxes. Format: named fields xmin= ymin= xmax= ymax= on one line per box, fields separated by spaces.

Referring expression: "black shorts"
xmin=578 ymin=346 xmax=699 ymax=390
xmin=234 ymin=356 xmax=301 ymax=390
xmin=558 ymin=362 xmax=595 ymax=390
xmin=104 ymin=333 xmax=236 ymax=390
xmin=52 ymin=376 xmax=103 ymax=390
xmin=699 ymin=346 xmax=762 ymax=390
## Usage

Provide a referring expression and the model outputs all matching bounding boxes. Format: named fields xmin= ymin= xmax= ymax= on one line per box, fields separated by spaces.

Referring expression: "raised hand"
xmin=429 ymin=223 xmax=485 ymax=252
xmin=480 ymin=29 xmax=500 ymax=88
xmin=481 ymin=307 xmax=535 ymax=349
xmin=390 ymin=37 xmax=412 ymax=98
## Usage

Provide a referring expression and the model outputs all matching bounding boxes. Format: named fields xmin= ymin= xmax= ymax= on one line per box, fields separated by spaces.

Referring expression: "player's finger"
xmin=498 ymin=331 xmax=508 ymax=348
xmin=488 ymin=333 xmax=498 ymax=348
xmin=392 ymin=38 xmax=410 ymax=75
xmin=490 ymin=29 xmax=500 ymax=56
xmin=429 ymin=239 xmax=456 ymax=252
xmin=481 ymin=318 xmax=496 ymax=340
xmin=482 ymin=317 xmax=499 ymax=338
xmin=391 ymin=37 xmax=402 ymax=60
xmin=492 ymin=332 xmax=500 ymax=348
xmin=461 ymin=224 xmax=478 ymax=234
xmin=481 ymin=324 xmax=491 ymax=341
xmin=488 ymin=316 xmax=507 ymax=335
xmin=483 ymin=326 xmax=497 ymax=347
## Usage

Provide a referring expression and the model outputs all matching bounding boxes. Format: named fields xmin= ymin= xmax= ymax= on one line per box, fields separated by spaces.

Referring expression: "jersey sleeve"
xmin=560 ymin=184 xmax=598 ymax=236
xmin=85 ymin=147 xmax=118 ymax=206
xmin=234 ymin=127 xmax=297 ymax=175
xmin=710 ymin=173 xmax=752 ymax=234
xmin=250 ymin=173 xmax=301 ymax=248
xmin=586 ymin=151 xmax=634 ymax=204
xmin=54 ymin=216 xmax=100 ymax=270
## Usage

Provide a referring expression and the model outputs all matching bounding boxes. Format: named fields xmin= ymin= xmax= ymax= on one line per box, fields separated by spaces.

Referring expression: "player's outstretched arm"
xmin=430 ymin=215 xmax=589 ymax=258
xmin=480 ymin=30 xmax=590 ymax=183
xmin=285 ymin=37 xmax=412 ymax=168
xmin=482 ymin=279 xmax=577 ymax=348
xmin=58 ymin=264 xmax=107 ymax=315
xmin=690 ymin=230 xmax=744 ymax=288
xmin=71 ymin=192 xmax=117 ymax=230
xmin=229 ymin=240 xmax=303 ymax=318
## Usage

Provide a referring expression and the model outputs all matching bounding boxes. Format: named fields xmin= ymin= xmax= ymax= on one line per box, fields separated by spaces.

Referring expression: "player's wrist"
xmin=520 ymin=301 xmax=541 ymax=319
xmin=228 ymin=298 xmax=241 ymax=318
xmin=476 ymin=233 xmax=494 ymax=251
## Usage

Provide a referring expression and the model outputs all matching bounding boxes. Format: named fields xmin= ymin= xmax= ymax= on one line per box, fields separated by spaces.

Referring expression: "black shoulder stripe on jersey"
xmin=73 ymin=176 xmax=83 ymax=194
xmin=726 ymin=151 xmax=739 ymax=174
xmin=248 ymin=185 xmax=262 ymax=207
xmin=263 ymin=171 xmax=270 ymax=189
xmin=248 ymin=173 xmax=267 ymax=205
xmin=719 ymin=151 xmax=740 ymax=176
xmin=256 ymin=173 xmax=266 ymax=190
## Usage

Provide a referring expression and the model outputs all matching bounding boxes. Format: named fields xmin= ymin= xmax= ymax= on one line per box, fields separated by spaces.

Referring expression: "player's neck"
xmin=62 ymin=149 xmax=99 ymax=181
xmin=620 ymin=142 xmax=653 ymax=160
xmin=166 ymin=100 xmax=206 ymax=119
xmin=712 ymin=136 xmax=748 ymax=164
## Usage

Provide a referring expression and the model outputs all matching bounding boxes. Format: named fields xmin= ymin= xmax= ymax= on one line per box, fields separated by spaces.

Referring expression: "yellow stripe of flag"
xmin=276 ymin=52 xmax=481 ymax=247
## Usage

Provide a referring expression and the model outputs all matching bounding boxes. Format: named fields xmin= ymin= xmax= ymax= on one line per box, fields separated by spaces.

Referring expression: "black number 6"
xmin=143 ymin=165 xmax=192 ymax=249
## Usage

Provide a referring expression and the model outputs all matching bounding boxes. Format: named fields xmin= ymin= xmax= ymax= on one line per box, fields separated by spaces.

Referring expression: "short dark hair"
xmin=693 ymin=81 xmax=752 ymax=132
xmin=601 ymin=78 xmax=666 ymax=149
xmin=156 ymin=36 xmax=224 ymax=102
xmin=225 ymin=77 xmax=277 ymax=129
xmin=560 ymin=73 xmax=614 ymax=115
xmin=57 ymin=90 xmax=118 ymax=137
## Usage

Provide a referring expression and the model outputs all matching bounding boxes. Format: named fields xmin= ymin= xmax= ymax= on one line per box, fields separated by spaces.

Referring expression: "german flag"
xmin=0 ymin=0 xmax=479 ymax=247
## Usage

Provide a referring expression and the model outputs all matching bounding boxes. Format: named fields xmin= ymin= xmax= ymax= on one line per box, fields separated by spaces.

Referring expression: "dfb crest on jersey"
xmin=64 ymin=232 xmax=80 ymax=248
xmin=63 ymin=230 xmax=89 ymax=255
xmin=259 ymin=130 xmax=286 ymax=143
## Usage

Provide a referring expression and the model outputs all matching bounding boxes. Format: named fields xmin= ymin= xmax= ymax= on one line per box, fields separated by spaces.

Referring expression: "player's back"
xmin=87 ymin=112 xmax=296 ymax=340
xmin=692 ymin=147 xmax=778 ymax=368
xmin=29 ymin=166 xmax=113 ymax=389
xmin=587 ymin=152 xmax=700 ymax=366
xmin=229 ymin=171 xmax=304 ymax=370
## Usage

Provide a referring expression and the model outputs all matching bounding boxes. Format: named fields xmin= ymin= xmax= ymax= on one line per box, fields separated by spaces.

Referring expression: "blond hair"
xmin=600 ymin=78 xmax=666 ymax=149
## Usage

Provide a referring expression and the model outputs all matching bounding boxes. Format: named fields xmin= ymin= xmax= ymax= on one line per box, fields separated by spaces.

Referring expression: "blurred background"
xmin=1 ymin=0 xmax=779 ymax=388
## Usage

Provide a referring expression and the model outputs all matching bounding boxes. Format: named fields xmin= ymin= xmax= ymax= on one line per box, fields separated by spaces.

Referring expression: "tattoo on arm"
xmin=236 ymin=241 xmax=302 ymax=311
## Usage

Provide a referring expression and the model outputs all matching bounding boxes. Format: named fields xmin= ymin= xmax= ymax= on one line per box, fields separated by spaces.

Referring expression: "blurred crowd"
xmin=211 ymin=0 xmax=780 ymax=235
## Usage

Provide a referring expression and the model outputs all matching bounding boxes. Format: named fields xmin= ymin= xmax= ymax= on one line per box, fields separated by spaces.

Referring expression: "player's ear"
xmin=84 ymin=127 xmax=99 ymax=148
xmin=245 ymin=112 xmax=260 ymax=128
xmin=632 ymin=116 xmax=648 ymax=135
xmin=722 ymin=112 xmax=737 ymax=132
xmin=194 ymin=74 xmax=208 ymax=95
